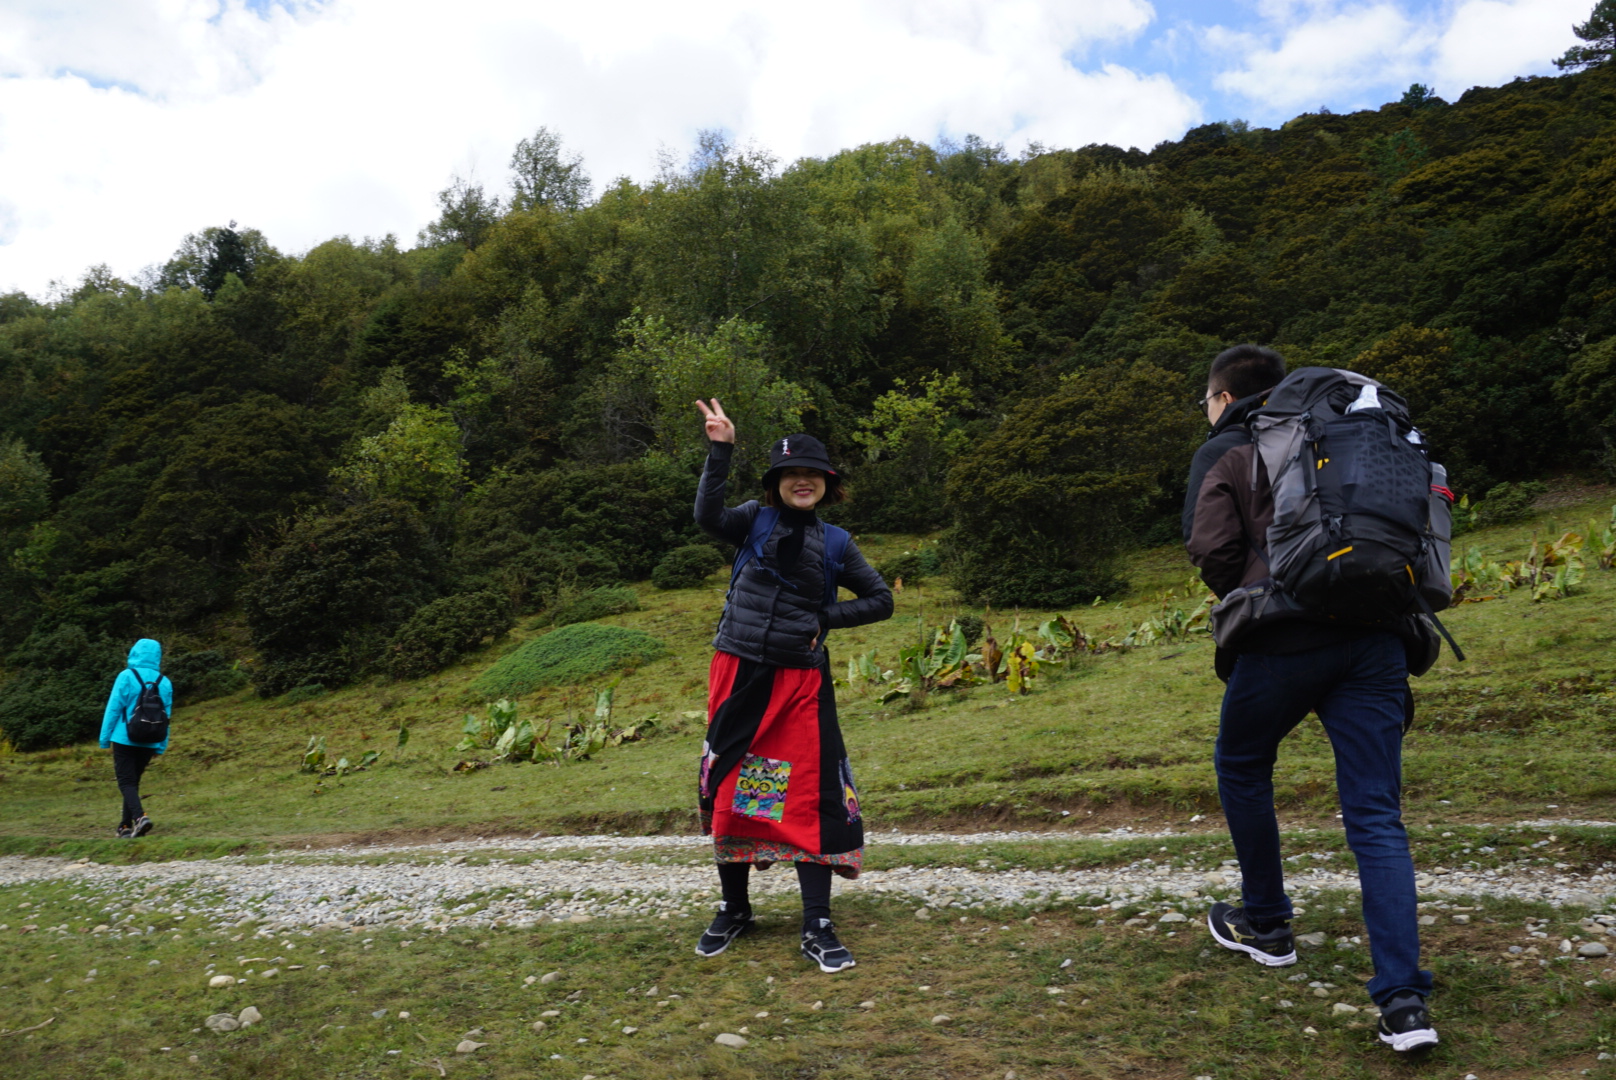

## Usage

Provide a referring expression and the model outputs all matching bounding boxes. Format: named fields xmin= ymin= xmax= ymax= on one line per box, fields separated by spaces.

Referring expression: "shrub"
xmin=551 ymin=586 xmax=641 ymax=627
xmin=166 ymin=650 xmax=249 ymax=704
xmin=386 ymin=590 xmax=515 ymax=679
xmin=241 ymin=500 xmax=444 ymax=696
xmin=1472 ymin=480 xmax=1548 ymax=527
xmin=876 ymin=546 xmax=943 ymax=585
xmin=946 ymin=360 xmax=1198 ymax=607
xmin=280 ymin=684 xmax=327 ymax=706
xmin=0 ymin=625 xmax=123 ymax=751
xmin=651 ymin=545 xmax=726 ymax=590
xmin=953 ymin=613 xmax=985 ymax=647
xmin=469 ymin=624 xmax=667 ymax=698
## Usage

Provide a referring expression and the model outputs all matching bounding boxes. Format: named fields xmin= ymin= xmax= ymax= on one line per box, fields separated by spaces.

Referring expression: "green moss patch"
xmin=469 ymin=624 xmax=667 ymax=699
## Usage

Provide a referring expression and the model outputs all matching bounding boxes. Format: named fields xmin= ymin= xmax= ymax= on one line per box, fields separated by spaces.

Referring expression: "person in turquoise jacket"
xmin=98 ymin=638 xmax=173 ymax=838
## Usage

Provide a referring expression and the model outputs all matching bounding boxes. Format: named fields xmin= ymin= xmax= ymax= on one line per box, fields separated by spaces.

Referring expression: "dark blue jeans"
xmin=1216 ymin=631 xmax=1433 ymax=1004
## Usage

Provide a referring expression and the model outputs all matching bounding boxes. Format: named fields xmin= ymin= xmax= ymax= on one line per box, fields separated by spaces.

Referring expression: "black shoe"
xmin=800 ymin=918 xmax=856 ymax=973
xmin=1207 ymin=901 xmax=1296 ymax=967
xmin=695 ymin=903 xmax=754 ymax=958
xmin=1377 ymin=994 xmax=1438 ymax=1054
xmin=130 ymin=815 xmax=153 ymax=838
xmin=116 ymin=825 xmax=133 ymax=839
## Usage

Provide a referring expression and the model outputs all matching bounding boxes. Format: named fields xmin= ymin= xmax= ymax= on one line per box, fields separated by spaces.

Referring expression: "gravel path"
xmin=2 ymin=822 xmax=1612 ymax=940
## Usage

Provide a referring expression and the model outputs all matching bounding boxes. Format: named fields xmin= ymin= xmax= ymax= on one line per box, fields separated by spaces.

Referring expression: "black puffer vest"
xmin=695 ymin=443 xmax=892 ymax=668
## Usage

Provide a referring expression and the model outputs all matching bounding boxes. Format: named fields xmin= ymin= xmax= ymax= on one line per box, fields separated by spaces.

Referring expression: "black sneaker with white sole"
xmin=130 ymin=815 xmax=153 ymax=838
xmin=1377 ymin=993 xmax=1438 ymax=1054
xmin=800 ymin=918 xmax=856 ymax=973
xmin=1207 ymin=900 xmax=1297 ymax=967
xmin=695 ymin=903 xmax=755 ymax=958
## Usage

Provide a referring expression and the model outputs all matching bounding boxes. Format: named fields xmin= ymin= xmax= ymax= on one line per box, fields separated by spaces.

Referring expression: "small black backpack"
xmin=125 ymin=668 xmax=171 ymax=744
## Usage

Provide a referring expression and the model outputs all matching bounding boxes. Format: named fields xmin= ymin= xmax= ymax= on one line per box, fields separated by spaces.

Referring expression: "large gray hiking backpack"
xmin=1247 ymin=366 xmax=1462 ymax=658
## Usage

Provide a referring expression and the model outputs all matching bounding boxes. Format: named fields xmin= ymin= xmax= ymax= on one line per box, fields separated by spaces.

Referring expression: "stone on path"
xmin=237 ymin=1007 xmax=262 ymax=1027
xmin=714 ymin=1033 xmax=748 ymax=1048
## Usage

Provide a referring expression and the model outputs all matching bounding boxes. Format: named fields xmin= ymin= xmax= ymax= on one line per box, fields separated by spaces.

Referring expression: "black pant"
xmin=111 ymin=743 xmax=156 ymax=828
xmin=717 ymin=861 xmax=834 ymax=929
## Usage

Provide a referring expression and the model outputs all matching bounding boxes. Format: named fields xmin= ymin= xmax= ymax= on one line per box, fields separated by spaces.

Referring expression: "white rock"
xmin=530 ymin=1021 xmax=546 ymax=1033
xmin=209 ymin=975 xmax=234 ymax=988
xmin=455 ymin=1040 xmax=487 ymax=1053
xmin=859 ymin=1001 xmax=875 ymax=1010
xmin=1418 ymin=915 xmax=1438 ymax=926
xmin=714 ymin=1033 xmax=748 ymax=1048
xmin=539 ymin=971 xmax=562 ymax=984
xmin=237 ymin=1006 xmax=262 ymax=1027
xmin=1579 ymin=941 xmax=1610 ymax=958
xmin=1332 ymin=1003 xmax=1359 ymax=1015
xmin=914 ymin=907 xmax=931 ymax=920
xmin=931 ymin=1015 xmax=952 ymax=1025
xmin=524 ymin=975 xmax=537 ymax=985
xmin=204 ymin=1014 xmax=239 ymax=1033
xmin=621 ymin=1026 xmax=638 ymax=1035
xmin=1157 ymin=912 xmax=1187 ymax=924
xmin=260 ymin=968 xmax=279 ymax=978
xmin=810 ymin=1001 xmax=823 ymax=1011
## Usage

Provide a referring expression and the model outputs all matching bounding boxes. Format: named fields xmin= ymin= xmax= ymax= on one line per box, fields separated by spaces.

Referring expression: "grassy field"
xmin=4 ymin=878 xmax=1616 ymax=1080
xmin=1 ymin=487 xmax=1613 ymax=849
xmin=3 ymin=485 xmax=1616 ymax=1078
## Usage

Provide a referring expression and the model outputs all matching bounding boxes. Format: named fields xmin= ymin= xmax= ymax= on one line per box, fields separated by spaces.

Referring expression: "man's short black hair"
xmin=1208 ymin=344 xmax=1287 ymax=401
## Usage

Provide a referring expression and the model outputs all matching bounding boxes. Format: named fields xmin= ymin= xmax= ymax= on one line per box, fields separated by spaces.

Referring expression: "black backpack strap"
xmin=1413 ymin=591 xmax=1465 ymax=663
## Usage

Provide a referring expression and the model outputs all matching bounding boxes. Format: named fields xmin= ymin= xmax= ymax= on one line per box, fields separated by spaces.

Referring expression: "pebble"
xmin=0 ymin=821 xmax=1610 ymax=937
xmin=455 ymin=1040 xmax=487 ymax=1053
xmin=1295 ymin=932 xmax=1328 ymax=947
xmin=1418 ymin=915 xmax=1438 ymax=926
xmin=810 ymin=1001 xmax=823 ymax=1011
xmin=621 ymin=1026 xmax=638 ymax=1035
xmin=914 ymin=908 xmax=931 ymax=920
xmin=931 ymin=1015 xmax=952 ymax=1025
xmin=859 ymin=1001 xmax=875 ymax=1009
xmin=1157 ymin=912 xmax=1187 ymax=924
xmin=204 ymin=1014 xmax=239 ymax=1033
xmin=714 ymin=1033 xmax=748 ymax=1048
xmin=1332 ymin=1003 xmax=1359 ymax=1015
xmin=208 ymin=975 xmax=234 ymax=988
xmin=1579 ymin=942 xmax=1610 ymax=958
xmin=540 ymin=971 xmax=562 ymax=983
xmin=238 ymin=1006 xmax=262 ymax=1027
xmin=531 ymin=1021 xmax=546 ymax=1032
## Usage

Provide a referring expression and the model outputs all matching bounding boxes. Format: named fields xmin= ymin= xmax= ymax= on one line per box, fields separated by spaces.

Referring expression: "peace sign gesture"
xmin=695 ymin=398 xmax=735 ymax=444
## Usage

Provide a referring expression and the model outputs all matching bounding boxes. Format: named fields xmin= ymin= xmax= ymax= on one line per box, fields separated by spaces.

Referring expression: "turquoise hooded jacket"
xmin=99 ymin=639 xmax=173 ymax=753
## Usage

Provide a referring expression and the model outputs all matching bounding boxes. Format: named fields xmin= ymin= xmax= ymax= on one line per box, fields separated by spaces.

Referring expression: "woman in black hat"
xmin=691 ymin=398 xmax=893 ymax=972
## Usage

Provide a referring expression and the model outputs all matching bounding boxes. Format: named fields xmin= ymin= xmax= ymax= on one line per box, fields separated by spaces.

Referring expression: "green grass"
xmin=4 ymin=878 xmax=1615 ymax=1079
xmin=0 ymin=487 xmax=1612 ymax=849
xmin=468 ymin=623 xmax=668 ymax=700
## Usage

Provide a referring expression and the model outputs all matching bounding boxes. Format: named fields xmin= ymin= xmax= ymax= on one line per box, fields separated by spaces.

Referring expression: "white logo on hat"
xmin=782 ymin=439 xmax=790 ymax=455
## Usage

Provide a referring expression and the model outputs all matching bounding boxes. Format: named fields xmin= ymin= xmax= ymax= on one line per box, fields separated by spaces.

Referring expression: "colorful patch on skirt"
xmin=732 ymin=754 xmax=791 ymax=822
xmin=838 ymin=757 xmax=861 ymax=824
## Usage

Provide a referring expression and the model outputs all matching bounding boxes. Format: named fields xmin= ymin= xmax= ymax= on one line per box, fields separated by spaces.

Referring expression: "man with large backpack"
xmin=98 ymin=638 xmax=174 ymax=839
xmin=1183 ymin=345 xmax=1446 ymax=1055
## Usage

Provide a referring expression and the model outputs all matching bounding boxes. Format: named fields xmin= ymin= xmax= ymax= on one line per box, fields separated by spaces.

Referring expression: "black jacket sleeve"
xmin=822 ymin=539 xmax=893 ymax=630
xmin=693 ymin=442 xmax=755 ymax=548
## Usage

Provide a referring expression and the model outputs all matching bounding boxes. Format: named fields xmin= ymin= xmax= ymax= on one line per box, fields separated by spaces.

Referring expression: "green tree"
xmin=419 ymin=176 xmax=503 ymax=249
xmin=1555 ymin=0 xmax=1615 ymax=69
xmin=596 ymin=314 xmax=808 ymax=482
xmin=847 ymin=374 xmax=973 ymax=531
xmin=331 ymin=402 xmax=465 ymax=510
xmin=946 ymin=360 xmax=1199 ymax=606
xmin=509 ymin=126 xmax=591 ymax=211
xmin=158 ymin=221 xmax=278 ymax=298
xmin=241 ymin=500 xmax=443 ymax=695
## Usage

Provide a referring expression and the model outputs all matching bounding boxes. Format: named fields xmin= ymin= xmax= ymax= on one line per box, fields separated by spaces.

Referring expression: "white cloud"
xmin=1208 ymin=0 xmax=1588 ymax=119
xmin=0 ymin=0 xmax=1203 ymax=296
xmin=1431 ymin=0 xmax=1592 ymax=94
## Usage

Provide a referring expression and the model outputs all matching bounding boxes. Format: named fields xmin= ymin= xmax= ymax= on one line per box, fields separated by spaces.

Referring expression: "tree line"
xmin=1 ymin=56 xmax=1614 ymax=749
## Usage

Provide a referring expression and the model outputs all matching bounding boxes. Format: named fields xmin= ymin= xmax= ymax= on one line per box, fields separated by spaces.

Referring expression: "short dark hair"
xmin=1208 ymin=344 xmax=1287 ymax=401
xmin=761 ymin=474 xmax=848 ymax=508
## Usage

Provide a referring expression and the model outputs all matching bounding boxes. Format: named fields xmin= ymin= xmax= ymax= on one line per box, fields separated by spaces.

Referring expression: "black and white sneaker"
xmin=800 ymin=918 xmax=856 ymax=973
xmin=1377 ymin=994 xmax=1438 ymax=1054
xmin=130 ymin=815 xmax=153 ymax=838
xmin=1207 ymin=901 xmax=1296 ymax=967
xmin=115 ymin=825 xmax=133 ymax=839
xmin=695 ymin=903 xmax=755 ymax=958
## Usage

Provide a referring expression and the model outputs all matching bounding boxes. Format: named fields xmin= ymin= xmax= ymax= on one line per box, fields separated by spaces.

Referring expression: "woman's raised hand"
xmin=695 ymin=398 xmax=735 ymax=444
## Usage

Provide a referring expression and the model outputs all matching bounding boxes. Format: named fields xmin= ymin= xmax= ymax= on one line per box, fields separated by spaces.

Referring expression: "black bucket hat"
xmin=761 ymin=433 xmax=838 ymax=491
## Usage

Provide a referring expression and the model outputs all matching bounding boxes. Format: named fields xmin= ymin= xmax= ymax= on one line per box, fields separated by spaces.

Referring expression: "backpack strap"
xmin=821 ymin=523 xmax=849 ymax=609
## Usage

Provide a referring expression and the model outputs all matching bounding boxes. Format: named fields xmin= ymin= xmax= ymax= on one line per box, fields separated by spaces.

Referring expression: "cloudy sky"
xmin=0 ymin=0 xmax=1593 ymax=296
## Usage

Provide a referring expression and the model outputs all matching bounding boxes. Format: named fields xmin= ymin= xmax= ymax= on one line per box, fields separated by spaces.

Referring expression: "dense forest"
xmin=2 ymin=56 xmax=1614 ymax=749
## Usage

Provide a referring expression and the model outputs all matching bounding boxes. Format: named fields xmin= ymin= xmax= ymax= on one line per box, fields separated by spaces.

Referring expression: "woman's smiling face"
xmin=777 ymin=466 xmax=827 ymax=509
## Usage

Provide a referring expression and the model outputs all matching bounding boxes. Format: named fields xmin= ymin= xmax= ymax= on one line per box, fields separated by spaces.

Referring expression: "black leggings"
xmin=717 ymin=861 xmax=834 ymax=929
xmin=111 ymin=743 xmax=156 ymax=828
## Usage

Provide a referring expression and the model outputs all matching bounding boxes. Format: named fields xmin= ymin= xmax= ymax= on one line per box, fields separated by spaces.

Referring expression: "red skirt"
xmin=698 ymin=651 xmax=863 ymax=878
